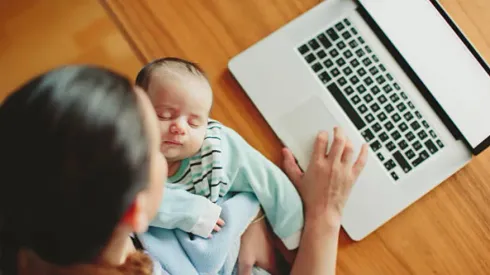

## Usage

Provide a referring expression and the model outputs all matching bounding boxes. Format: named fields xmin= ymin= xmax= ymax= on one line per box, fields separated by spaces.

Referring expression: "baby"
xmin=135 ymin=57 xmax=304 ymax=250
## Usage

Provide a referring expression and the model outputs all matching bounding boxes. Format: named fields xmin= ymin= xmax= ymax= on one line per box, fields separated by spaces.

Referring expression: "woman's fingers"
xmin=310 ymin=131 xmax=329 ymax=163
xmin=217 ymin=218 xmax=225 ymax=226
xmin=282 ymin=148 xmax=304 ymax=185
xmin=328 ymin=127 xmax=346 ymax=163
xmin=341 ymin=139 xmax=354 ymax=163
xmin=352 ymin=143 xmax=369 ymax=178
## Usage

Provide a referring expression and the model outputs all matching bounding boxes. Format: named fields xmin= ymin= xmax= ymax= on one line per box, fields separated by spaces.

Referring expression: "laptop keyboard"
xmin=297 ymin=18 xmax=444 ymax=181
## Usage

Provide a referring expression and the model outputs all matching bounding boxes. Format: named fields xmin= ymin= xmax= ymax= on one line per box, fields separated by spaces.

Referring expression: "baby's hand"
xmin=208 ymin=218 xmax=225 ymax=238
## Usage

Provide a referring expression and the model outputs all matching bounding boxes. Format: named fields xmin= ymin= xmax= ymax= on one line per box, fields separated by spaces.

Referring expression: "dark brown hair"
xmin=135 ymin=57 xmax=207 ymax=90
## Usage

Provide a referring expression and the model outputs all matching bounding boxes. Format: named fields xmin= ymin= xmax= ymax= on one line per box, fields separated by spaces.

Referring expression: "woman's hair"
xmin=0 ymin=65 xmax=151 ymax=273
xmin=135 ymin=57 xmax=206 ymax=90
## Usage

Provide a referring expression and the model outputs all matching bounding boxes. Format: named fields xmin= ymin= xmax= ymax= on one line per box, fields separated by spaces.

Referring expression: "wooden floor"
xmin=1 ymin=0 xmax=490 ymax=274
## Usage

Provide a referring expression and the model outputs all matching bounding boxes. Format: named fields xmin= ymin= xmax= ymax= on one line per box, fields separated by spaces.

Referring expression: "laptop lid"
xmin=358 ymin=0 xmax=490 ymax=154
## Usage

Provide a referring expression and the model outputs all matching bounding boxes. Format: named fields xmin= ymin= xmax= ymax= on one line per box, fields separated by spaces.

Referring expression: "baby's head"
xmin=136 ymin=58 xmax=213 ymax=163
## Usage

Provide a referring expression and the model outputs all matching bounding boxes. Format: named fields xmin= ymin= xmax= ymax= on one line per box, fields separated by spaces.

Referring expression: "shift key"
xmin=393 ymin=151 xmax=412 ymax=173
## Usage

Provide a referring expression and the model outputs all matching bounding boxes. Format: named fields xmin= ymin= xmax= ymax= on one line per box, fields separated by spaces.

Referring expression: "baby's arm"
xmin=151 ymin=186 xmax=223 ymax=238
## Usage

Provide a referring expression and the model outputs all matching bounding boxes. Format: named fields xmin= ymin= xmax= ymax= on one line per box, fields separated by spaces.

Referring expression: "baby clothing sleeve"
xmin=150 ymin=186 xmax=222 ymax=238
xmin=220 ymin=126 xmax=304 ymax=250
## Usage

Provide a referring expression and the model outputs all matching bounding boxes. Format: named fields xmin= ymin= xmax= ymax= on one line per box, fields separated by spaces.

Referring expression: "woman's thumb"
xmin=282 ymin=148 xmax=303 ymax=186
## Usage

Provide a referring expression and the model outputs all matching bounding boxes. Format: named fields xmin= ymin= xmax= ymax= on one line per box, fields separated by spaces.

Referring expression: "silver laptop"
xmin=228 ymin=0 xmax=490 ymax=240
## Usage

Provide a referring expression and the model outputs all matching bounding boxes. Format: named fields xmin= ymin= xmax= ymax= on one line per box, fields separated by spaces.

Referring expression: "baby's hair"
xmin=135 ymin=57 xmax=207 ymax=90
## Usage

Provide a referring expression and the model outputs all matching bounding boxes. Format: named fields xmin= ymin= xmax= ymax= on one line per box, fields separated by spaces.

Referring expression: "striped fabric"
xmin=169 ymin=119 xmax=229 ymax=203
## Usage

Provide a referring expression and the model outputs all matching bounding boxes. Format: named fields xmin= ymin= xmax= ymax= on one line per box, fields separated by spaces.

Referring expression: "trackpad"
xmin=275 ymin=97 xmax=340 ymax=169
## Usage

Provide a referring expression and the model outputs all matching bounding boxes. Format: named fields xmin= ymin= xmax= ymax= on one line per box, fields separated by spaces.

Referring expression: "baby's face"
xmin=147 ymin=69 xmax=213 ymax=162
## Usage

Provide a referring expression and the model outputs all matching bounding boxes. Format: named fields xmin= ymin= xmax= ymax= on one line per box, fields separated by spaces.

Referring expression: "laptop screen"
xmin=359 ymin=0 xmax=490 ymax=154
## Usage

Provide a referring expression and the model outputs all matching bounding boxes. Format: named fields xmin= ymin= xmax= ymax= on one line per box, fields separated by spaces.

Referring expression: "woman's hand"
xmin=282 ymin=127 xmax=368 ymax=226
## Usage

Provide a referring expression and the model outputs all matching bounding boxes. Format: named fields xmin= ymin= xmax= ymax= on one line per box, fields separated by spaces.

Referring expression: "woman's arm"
xmin=285 ymin=128 xmax=368 ymax=275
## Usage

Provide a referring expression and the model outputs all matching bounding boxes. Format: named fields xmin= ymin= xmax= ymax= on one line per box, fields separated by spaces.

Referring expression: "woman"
xmin=0 ymin=65 xmax=367 ymax=274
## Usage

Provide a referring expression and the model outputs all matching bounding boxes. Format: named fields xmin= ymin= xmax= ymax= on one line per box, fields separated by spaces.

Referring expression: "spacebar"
xmin=326 ymin=83 xmax=366 ymax=130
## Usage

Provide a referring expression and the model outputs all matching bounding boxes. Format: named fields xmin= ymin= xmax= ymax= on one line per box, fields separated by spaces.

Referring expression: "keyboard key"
xmin=365 ymin=113 xmax=375 ymax=123
xmin=350 ymin=76 xmax=360 ymax=85
xmin=324 ymin=59 xmax=334 ymax=68
xmin=365 ymin=46 xmax=372 ymax=53
xmin=351 ymin=27 xmax=358 ymax=35
xmin=395 ymin=83 xmax=401 ymax=91
xmin=327 ymin=83 xmax=366 ymax=130
xmin=392 ymin=113 xmax=401 ymax=123
xmin=342 ymin=31 xmax=352 ymax=40
xmin=372 ymin=122 xmax=382 ymax=132
xmin=358 ymin=37 xmax=365 ymax=44
xmin=358 ymin=104 xmax=368 ymax=114
xmin=370 ymin=140 xmax=382 ymax=152
xmin=309 ymin=39 xmax=320 ymax=50
xmin=338 ymin=77 xmax=347 ymax=86
xmin=417 ymin=130 xmax=428 ymax=140
xmin=397 ymin=103 xmax=407 ymax=112
xmin=406 ymin=149 xmax=416 ymax=160
xmin=319 ymin=71 xmax=332 ymax=84
xmin=345 ymin=86 xmax=354 ymax=95
xmin=436 ymin=139 xmax=444 ymax=148
xmin=350 ymin=59 xmax=360 ymax=68
xmin=408 ymin=101 xmax=415 ymax=109
xmin=317 ymin=34 xmax=333 ymax=49
xmin=371 ymin=86 xmax=381 ymax=95
xmin=363 ymin=94 xmax=373 ymax=103
xmin=372 ymin=55 xmax=379 ymax=62
xmin=357 ymin=85 xmax=366 ymax=94
xmin=393 ymin=151 xmax=412 ymax=173
xmin=384 ymin=159 xmax=396 ymax=170
xmin=378 ymin=95 xmax=387 ymax=104
xmin=377 ymin=152 xmax=385 ymax=161
xmin=298 ymin=44 xmax=309 ymax=54
xmin=386 ymin=142 xmax=396 ymax=152
xmin=391 ymin=130 xmax=401 ymax=141
xmin=391 ymin=171 xmax=399 ymax=181
xmin=404 ymin=112 xmax=414 ymax=121
xmin=399 ymin=122 xmax=409 ymax=132
xmin=383 ymin=84 xmax=393 ymax=93
xmin=343 ymin=67 xmax=353 ymax=76
xmin=370 ymin=102 xmax=380 ymax=112
xmin=390 ymin=94 xmax=400 ymax=103
xmin=352 ymin=95 xmax=361 ymax=104
xmin=312 ymin=63 xmax=323 ymax=72
xmin=344 ymin=19 xmax=351 ymax=26
xmin=400 ymin=91 xmax=407 ymax=99
xmin=429 ymin=130 xmax=437 ymax=138
xmin=317 ymin=50 xmax=327 ymax=59
xmin=326 ymin=28 xmax=340 ymax=41
xmin=363 ymin=57 xmax=372 ymax=66
xmin=379 ymin=64 xmax=386 ymax=71
xmin=335 ymin=22 xmax=345 ymax=31
xmin=378 ymin=112 xmax=387 ymax=122
xmin=376 ymin=75 xmax=386 ymax=84
xmin=331 ymin=68 xmax=340 ymax=77
xmin=406 ymin=132 xmax=416 ymax=142
xmin=305 ymin=53 xmax=316 ymax=63
xmin=410 ymin=121 xmax=421 ymax=131
xmin=349 ymin=40 xmax=359 ymax=49
xmin=362 ymin=128 xmax=375 ymax=142
xmin=357 ymin=68 xmax=367 ymax=77
xmin=337 ymin=41 xmax=346 ymax=50
xmin=329 ymin=49 xmax=339 ymax=58
xmin=355 ymin=49 xmax=365 ymax=58
xmin=364 ymin=76 xmax=374 ymax=86
xmin=384 ymin=121 xmax=394 ymax=131
xmin=379 ymin=132 xmax=389 ymax=142
xmin=398 ymin=140 xmax=409 ymax=150
xmin=385 ymin=104 xmax=395 ymax=113
xmin=424 ymin=139 xmax=439 ymax=154
xmin=336 ymin=58 xmax=346 ymax=67
xmin=369 ymin=66 xmax=380 ymax=76
xmin=412 ymin=150 xmax=429 ymax=167
xmin=415 ymin=111 xmax=422 ymax=119
xmin=386 ymin=73 xmax=393 ymax=81
xmin=413 ymin=141 xmax=422 ymax=151
xmin=422 ymin=120 xmax=429 ymax=128
xmin=344 ymin=50 xmax=353 ymax=59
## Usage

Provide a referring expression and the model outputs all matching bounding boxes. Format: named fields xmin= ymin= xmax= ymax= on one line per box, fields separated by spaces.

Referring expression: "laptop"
xmin=228 ymin=0 xmax=490 ymax=240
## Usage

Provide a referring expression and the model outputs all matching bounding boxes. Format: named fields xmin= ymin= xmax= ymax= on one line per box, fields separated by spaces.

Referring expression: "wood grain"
xmin=102 ymin=0 xmax=490 ymax=274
